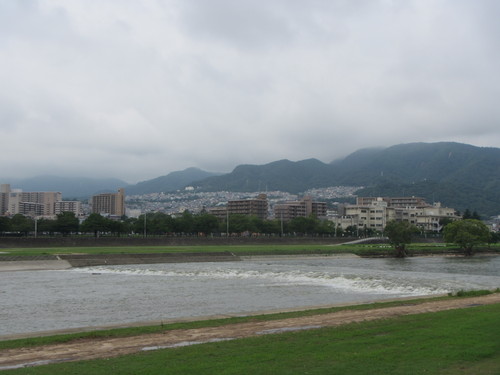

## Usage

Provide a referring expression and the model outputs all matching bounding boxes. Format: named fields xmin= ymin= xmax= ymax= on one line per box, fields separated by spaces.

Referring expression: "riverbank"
xmin=0 ymin=252 xmax=242 ymax=271
xmin=1 ymin=250 xmax=498 ymax=271
xmin=0 ymin=260 xmax=72 ymax=272
xmin=1 ymin=293 xmax=499 ymax=371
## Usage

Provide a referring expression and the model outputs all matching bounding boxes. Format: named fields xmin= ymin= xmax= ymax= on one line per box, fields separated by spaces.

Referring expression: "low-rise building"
xmin=335 ymin=197 xmax=460 ymax=232
xmin=341 ymin=197 xmax=390 ymax=230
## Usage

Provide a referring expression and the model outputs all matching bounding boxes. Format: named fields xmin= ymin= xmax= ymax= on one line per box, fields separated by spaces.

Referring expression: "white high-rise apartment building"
xmin=54 ymin=201 xmax=82 ymax=216
xmin=8 ymin=191 xmax=62 ymax=216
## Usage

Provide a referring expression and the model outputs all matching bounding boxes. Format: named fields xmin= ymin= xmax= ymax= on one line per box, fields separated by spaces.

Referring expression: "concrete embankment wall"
xmin=0 ymin=236 xmax=349 ymax=248
xmin=0 ymin=259 xmax=72 ymax=272
xmin=58 ymin=252 xmax=241 ymax=267
xmin=0 ymin=252 xmax=241 ymax=269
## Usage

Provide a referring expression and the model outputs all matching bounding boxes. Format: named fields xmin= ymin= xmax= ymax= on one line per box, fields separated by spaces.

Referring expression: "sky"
xmin=1 ymin=0 xmax=499 ymax=184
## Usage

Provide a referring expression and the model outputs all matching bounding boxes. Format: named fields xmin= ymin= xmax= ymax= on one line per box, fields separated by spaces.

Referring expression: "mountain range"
xmin=3 ymin=168 xmax=218 ymax=199
xmin=125 ymin=168 xmax=221 ymax=195
xmin=192 ymin=142 xmax=500 ymax=216
xmin=4 ymin=142 xmax=500 ymax=217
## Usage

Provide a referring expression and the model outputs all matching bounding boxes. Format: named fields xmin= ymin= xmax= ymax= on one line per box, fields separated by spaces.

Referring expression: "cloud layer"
xmin=1 ymin=0 xmax=499 ymax=182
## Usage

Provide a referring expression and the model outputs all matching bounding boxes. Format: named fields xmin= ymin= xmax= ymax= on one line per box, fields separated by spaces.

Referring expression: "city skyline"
xmin=1 ymin=1 xmax=500 ymax=183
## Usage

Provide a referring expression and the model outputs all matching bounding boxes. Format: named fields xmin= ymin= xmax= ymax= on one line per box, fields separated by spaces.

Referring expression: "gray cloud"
xmin=0 ymin=0 xmax=499 ymax=183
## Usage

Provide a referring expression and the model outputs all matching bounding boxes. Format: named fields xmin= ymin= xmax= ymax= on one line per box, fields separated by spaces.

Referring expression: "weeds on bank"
xmin=448 ymin=288 xmax=500 ymax=297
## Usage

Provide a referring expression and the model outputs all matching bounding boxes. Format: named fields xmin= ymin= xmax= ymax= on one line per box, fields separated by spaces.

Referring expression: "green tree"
xmin=150 ymin=212 xmax=174 ymax=234
xmin=193 ymin=213 xmax=219 ymax=235
xmin=135 ymin=212 xmax=175 ymax=235
xmin=226 ymin=214 xmax=255 ymax=234
xmin=316 ymin=219 xmax=334 ymax=235
xmin=490 ymin=231 xmax=500 ymax=244
xmin=107 ymin=220 xmax=127 ymax=236
xmin=471 ymin=211 xmax=481 ymax=220
xmin=288 ymin=216 xmax=319 ymax=235
xmin=384 ymin=220 xmax=419 ymax=258
xmin=244 ymin=215 xmax=261 ymax=233
xmin=10 ymin=214 xmax=33 ymax=236
xmin=462 ymin=209 xmax=472 ymax=219
xmin=176 ymin=211 xmax=194 ymax=234
xmin=0 ymin=216 xmax=11 ymax=234
xmin=358 ymin=225 xmax=377 ymax=238
xmin=134 ymin=214 xmax=147 ymax=235
xmin=439 ymin=217 xmax=454 ymax=232
xmin=443 ymin=219 xmax=491 ymax=256
xmin=81 ymin=213 xmax=109 ymax=237
xmin=121 ymin=217 xmax=136 ymax=235
xmin=334 ymin=223 xmax=344 ymax=237
xmin=260 ymin=219 xmax=282 ymax=235
xmin=37 ymin=218 xmax=56 ymax=235
xmin=54 ymin=212 xmax=79 ymax=236
xmin=344 ymin=225 xmax=358 ymax=237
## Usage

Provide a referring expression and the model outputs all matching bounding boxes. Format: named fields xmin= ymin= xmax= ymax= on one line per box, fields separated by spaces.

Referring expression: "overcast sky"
xmin=1 ymin=0 xmax=499 ymax=183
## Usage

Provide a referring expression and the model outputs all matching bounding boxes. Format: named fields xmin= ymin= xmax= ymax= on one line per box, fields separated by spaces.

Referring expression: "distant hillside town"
xmin=1 ymin=181 xmax=489 ymax=234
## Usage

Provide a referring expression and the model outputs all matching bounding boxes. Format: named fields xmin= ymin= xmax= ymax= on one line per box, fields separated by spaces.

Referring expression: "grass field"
xmin=3 ymin=244 xmax=346 ymax=256
xmin=1 ymin=242 xmax=498 ymax=257
xmin=2 ymin=302 xmax=499 ymax=374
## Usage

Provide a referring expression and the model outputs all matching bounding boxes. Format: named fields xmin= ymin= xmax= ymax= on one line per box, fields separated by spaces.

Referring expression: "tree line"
xmin=1 ymin=212 xmax=497 ymax=248
xmin=384 ymin=218 xmax=498 ymax=257
xmin=0 ymin=211 xmax=352 ymax=237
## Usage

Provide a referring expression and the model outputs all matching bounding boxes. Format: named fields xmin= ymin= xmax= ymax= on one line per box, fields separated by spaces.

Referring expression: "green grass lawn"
xmin=2 ymin=242 xmax=498 ymax=257
xmin=3 ymin=303 xmax=499 ymax=375
xmin=0 ymin=244 xmax=344 ymax=256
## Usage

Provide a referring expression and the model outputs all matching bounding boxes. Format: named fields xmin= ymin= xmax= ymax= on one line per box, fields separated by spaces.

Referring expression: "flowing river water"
xmin=1 ymin=255 xmax=499 ymax=337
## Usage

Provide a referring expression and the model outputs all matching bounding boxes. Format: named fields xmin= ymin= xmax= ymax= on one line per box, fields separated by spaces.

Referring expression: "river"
xmin=1 ymin=255 xmax=499 ymax=337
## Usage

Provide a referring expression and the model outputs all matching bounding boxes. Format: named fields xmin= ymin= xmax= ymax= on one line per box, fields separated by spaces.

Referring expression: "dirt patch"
xmin=1 ymin=294 xmax=499 ymax=370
